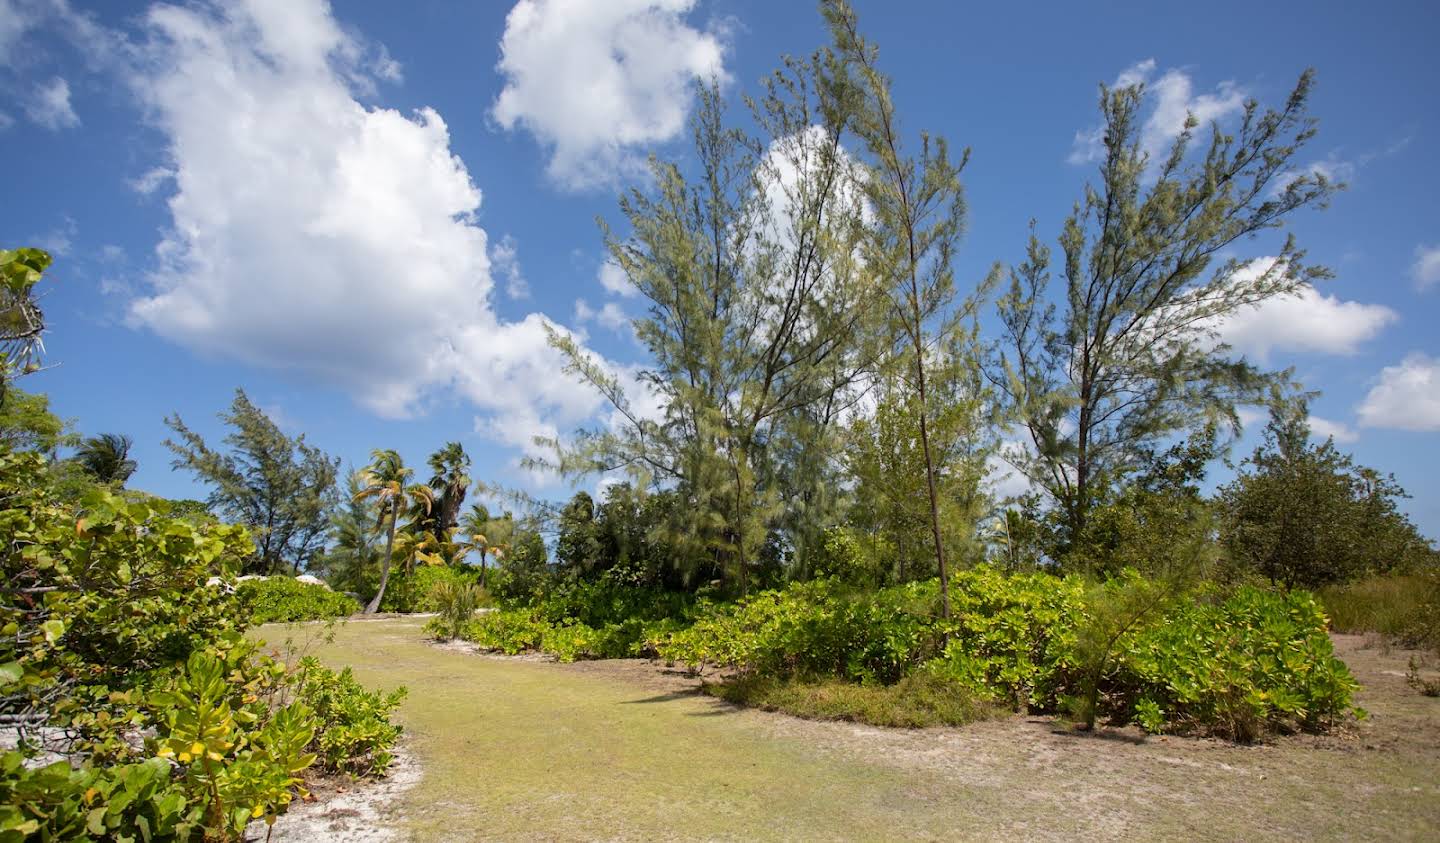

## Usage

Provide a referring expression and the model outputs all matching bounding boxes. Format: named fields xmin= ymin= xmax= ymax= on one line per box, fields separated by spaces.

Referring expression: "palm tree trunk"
xmin=365 ymin=502 xmax=398 ymax=614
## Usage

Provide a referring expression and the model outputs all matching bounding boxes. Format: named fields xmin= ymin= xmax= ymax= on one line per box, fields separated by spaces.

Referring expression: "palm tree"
xmin=426 ymin=441 xmax=471 ymax=545
xmin=74 ymin=433 xmax=138 ymax=485
xmin=457 ymin=503 xmax=506 ymax=589
xmin=354 ymin=449 xmax=434 ymax=613
xmin=393 ymin=529 xmax=446 ymax=574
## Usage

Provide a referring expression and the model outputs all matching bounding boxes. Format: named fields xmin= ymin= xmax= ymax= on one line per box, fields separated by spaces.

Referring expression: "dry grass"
xmin=705 ymin=672 xmax=996 ymax=728
xmin=264 ymin=619 xmax=1440 ymax=841
xmin=1320 ymin=573 xmax=1439 ymax=649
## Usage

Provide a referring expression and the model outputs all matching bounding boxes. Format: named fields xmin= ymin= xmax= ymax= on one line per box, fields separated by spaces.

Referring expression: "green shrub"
xmin=379 ymin=564 xmax=484 ymax=614
xmin=922 ymin=568 xmax=1087 ymax=710
xmin=463 ymin=609 xmax=549 ymax=655
xmin=1112 ymin=587 xmax=1360 ymax=739
xmin=294 ymin=658 xmax=407 ymax=777
xmin=427 ymin=578 xmax=485 ymax=640
xmin=0 ymin=752 xmax=193 ymax=841
xmin=655 ymin=579 xmax=936 ymax=683
xmin=1320 ymin=572 xmax=1440 ymax=651
xmin=0 ymin=448 xmax=407 ymax=840
xmin=238 ymin=576 xmax=359 ymax=624
xmin=531 ymin=577 xmax=695 ymax=629
xmin=654 ymin=565 xmax=1358 ymax=739
xmin=457 ymin=607 xmax=683 ymax=662
xmin=707 ymin=672 xmax=994 ymax=728
xmin=450 ymin=576 xmax=695 ymax=661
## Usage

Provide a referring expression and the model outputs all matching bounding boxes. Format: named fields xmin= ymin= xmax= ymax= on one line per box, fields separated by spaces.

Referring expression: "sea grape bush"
xmin=238 ymin=577 xmax=359 ymax=624
xmin=650 ymin=567 xmax=1360 ymax=738
xmin=293 ymin=658 xmax=407 ymax=777
xmin=921 ymin=568 xmax=1087 ymax=709
xmin=654 ymin=580 xmax=936 ymax=683
xmin=456 ymin=578 xmax=695 ymax=661
xmin=1113 ymin=587 xmax=1360 ymax=740
xmin=459 ymin=609 xmax=683 ymax=662
xmin=0 ymin=447 xmax=405 ymax=840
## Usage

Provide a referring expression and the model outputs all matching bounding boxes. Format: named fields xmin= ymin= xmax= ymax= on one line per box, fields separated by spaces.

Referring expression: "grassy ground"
xmin=259 ymin=619 xmax=1440 ymax=841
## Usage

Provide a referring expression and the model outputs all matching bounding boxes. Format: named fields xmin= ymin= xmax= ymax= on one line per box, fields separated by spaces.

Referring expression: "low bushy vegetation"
xmin=379 ymin=564 xmax=487 ymax=614
xmin=238 ymin=576 xmax=360 ymax=624
xmin=293 ymin=658 xmax=407 ymax=777
xmin=650 ymin=569 xmax=1359 ymax=738
xmin=0 ymin=449 xmax=404 ymax=841
xmin=1320 ymin=572 xmax=1440 ymax=651
xmin=454 ymin=562 xmax=1360 ymax=738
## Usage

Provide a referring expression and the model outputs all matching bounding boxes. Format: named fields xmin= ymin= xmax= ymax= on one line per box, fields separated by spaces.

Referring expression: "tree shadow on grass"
xmin=620 ymin=688 xmax=743 ymax=717
xmin=1050 ymin=724 xmax=1147 ymax=745
xmin=622 ymin=690 xmax=703 ymax=704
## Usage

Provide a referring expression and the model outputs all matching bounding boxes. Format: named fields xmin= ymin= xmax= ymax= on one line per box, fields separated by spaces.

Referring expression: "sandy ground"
xmin=250 ymin=745 xmax=422 ymax=842
xmin=266 ymin=620 xmax=1440 ymax=841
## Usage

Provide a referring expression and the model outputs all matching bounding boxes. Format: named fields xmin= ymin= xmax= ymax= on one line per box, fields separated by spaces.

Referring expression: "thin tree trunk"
xmin=365 ymin=502 xmax=398 ymax=614
xmin=914 ymin=349 xmax=951 ymax=623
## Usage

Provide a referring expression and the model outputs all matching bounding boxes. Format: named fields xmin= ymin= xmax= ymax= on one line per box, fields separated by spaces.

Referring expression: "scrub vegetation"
xmin=1 ymin=0 xmax=1437 ymax=839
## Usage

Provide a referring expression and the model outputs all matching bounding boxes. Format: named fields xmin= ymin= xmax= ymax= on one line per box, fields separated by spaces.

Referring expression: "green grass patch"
xmin=705 ymin=672 xmax=996 ymax=728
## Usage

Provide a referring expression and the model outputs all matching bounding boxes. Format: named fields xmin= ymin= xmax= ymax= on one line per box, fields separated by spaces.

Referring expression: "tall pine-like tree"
xmin=992 ymin=69 xmax=1337 ymax=554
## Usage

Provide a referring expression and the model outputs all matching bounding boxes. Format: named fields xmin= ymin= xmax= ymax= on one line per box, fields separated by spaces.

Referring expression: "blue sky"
xmin=2 ymin=0 xmax=1438 ymax=534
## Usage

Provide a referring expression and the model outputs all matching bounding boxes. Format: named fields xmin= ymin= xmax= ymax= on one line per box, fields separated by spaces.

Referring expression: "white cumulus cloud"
xmin=1209 ymin=259 xmax=1396 ymax=362
xmin=26 ymin=76 xmax=79 ymax=129
xmin=1412 ymin=244 xmax=1440 ymax=291
xmin=1357 ymin=352 xmax=1440 ymax=432
xmin=1307 ymin=415 xmax=1358 ymax=444
xmin=574 ymin=298 xmax=630 ymax=334
xmin=1069 ymin=58 xmax=1245 ymax=167
xmin=126 ymin=0 xmax=616 ymax=462
xmin=597 ymin=259 xmax=636 ymax=297
xmin=491 ymin=0 xmax=728 ymax=190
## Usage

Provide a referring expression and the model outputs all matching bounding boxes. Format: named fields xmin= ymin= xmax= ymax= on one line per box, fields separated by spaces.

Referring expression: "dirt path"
xmin=263 ymin=621 xmax=1440 ymax=841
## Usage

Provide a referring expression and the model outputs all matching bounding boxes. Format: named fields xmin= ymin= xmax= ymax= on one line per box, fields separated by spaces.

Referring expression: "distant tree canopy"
xmin=165 ymin=388 xmax=339 ymax=575
xmin=1220 ymin=403 xmax=1437 ymax=588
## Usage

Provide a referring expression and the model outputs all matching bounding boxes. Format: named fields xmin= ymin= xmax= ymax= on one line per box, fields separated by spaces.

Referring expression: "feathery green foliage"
xmin=165 ymin=389 xmax=340 ymax=575
xmin=822 ymin=0 xmax=996 ymax=620
xmin=993 ymin=67 xmax=1337 ymax=552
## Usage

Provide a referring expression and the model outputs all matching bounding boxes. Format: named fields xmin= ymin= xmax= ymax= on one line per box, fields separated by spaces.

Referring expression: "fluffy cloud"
xmin=1357 ymin=352 xmax=1440 ymax=432
xmin=574 ymin=298 xmax=630 ymax=334
xmin=1412 ymin=244 xmax=1440 ymax=291
xmin=491 ymin=234 xmax=530 ymax=299
xmin=1069 ymin=58 xmax=1245 ymax=166
xmin=597 ymin=259 xmax=635 ymax=297
xmin=491 ymin=0 xmax=727 ymax=190
xmin=1209 ymin=259 xmax=1396 ymax=362
xmin=0 ymin=0 xmax=37 ymax=65
xmin=126 ymin=0 xmax=613 ymax=457
xmin=26 ymin=76 xmax=79 ymax=129
xmin=1307 ymin=415 xmax=1358 ymax=444
xmin=128 ymin=166 xmax=174 ymax=195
